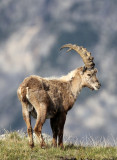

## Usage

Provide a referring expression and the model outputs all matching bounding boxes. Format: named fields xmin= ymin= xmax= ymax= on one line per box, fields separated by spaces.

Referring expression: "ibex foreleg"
xmin=50 ymin=112 xmax=66 ymax=148
xmin=50 ymin=117 xmax=58 ymax=147
xmin=58 ymin=112 xmax=66 ymax=148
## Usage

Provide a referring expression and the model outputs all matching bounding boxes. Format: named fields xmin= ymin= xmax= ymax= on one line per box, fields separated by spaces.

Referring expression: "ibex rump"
xmin=17 ymin=44 xmax=101 ymax=148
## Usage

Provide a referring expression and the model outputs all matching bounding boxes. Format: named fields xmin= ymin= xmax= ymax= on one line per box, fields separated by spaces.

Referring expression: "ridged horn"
xmin=60 ymin=43 xmax=95 ymax=70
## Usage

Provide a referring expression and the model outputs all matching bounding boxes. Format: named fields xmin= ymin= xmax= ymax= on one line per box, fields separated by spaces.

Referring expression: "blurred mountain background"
xmin=0 ymin=0 xmax=117 ymax=145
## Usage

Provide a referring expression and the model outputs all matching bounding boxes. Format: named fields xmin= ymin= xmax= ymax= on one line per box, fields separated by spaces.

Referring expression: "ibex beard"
xmin=17 ymin=44 xmax=101 ymax=148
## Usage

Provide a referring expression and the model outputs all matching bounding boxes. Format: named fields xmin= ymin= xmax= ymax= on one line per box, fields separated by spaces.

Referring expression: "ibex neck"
xmin=70 ymin=69 xmax=83 ymax=100
xmin=60 ymin=68 xmax=83 ymax=99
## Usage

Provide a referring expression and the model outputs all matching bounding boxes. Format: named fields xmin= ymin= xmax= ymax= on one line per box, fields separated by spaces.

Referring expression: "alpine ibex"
xmin=17 ymin=44 xmax=101 ymax=148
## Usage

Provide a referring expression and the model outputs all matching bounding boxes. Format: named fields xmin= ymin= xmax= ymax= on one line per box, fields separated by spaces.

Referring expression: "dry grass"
xmin=0 ymin=131 xmax=117 ymax=160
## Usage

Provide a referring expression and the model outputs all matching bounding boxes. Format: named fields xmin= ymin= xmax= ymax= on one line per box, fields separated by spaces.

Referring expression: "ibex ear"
xmin=80 ymin=67 xmax=86 ymax=75
xmin=83 ymin=66 xmax=87 ymax=72
xmin=94 ymin=68 xmax=98 ymax=73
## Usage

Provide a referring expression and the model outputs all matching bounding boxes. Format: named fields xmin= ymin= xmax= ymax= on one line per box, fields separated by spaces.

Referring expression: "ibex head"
xmin=60 ymin=44 xmax=101 ymax=91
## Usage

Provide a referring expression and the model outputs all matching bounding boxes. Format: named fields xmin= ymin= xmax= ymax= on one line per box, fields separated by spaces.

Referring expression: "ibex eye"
xmin=87 ymin=74 xmax=91 ymax=76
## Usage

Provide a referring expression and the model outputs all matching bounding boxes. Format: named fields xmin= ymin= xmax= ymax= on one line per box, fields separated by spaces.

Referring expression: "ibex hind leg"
xmin=27 ymin=90 xmax=48 ymax=148
xmin=21 ymin=102 xmax=34 ymax=148
xmin=32 ymin=102 xmax=47 ymax=148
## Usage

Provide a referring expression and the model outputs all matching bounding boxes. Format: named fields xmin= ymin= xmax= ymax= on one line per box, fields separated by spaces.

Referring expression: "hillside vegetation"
xmin=0 ymin=131 xmax=117 ymax=160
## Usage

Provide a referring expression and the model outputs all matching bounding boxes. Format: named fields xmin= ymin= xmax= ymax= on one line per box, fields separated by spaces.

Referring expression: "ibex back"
xmin=17 ymin=44 xmax=101 ymax=148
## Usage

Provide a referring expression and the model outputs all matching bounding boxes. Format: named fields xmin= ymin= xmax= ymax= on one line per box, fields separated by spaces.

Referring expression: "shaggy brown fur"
xmin=17 ymin=44 xmax=101 ymax=148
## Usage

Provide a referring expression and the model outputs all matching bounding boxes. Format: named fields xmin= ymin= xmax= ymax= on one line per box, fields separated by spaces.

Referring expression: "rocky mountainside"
xmin=0 ymin=0 xmax=117 ymax=144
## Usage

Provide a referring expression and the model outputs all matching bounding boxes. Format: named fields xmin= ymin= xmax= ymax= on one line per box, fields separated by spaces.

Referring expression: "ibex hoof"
xmin=29 ymin=143 xmax=34 ymax=149
xmin=59 ymin=144 xmax=64 ymax=149
xmin=41 ymin=142 xmax=47 ymax=149
xmin=51 ymin=143 xmax=57 ymax=148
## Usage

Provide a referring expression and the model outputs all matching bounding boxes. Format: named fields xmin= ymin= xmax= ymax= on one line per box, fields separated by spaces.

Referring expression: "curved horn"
xmin=60 ymin=44 xmax=95 ymax=70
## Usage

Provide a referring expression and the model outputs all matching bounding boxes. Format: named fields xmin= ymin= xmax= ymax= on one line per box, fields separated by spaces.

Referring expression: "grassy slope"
xmin=0 ymin=132 xmax=117 ymax=160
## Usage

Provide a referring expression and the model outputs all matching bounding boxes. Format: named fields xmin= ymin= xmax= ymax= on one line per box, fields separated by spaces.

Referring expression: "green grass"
xmin=0 ymin=132 xmax=117 ymax=160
